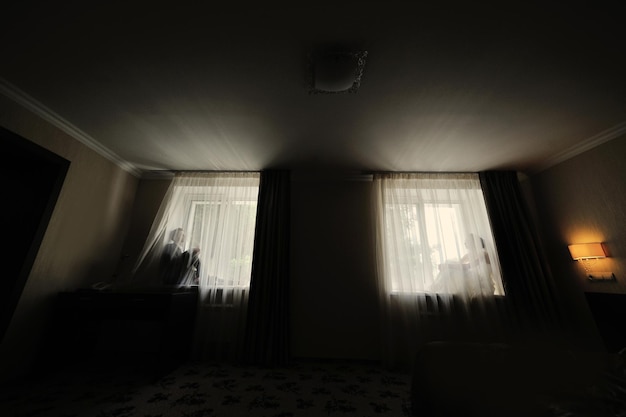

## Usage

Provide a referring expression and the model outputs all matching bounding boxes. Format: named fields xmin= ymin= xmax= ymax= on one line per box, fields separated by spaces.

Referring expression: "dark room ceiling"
xmin=2 ymin=1 xmax=625 ymax=176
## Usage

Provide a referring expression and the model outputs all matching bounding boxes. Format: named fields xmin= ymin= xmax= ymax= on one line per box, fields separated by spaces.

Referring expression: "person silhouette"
xmin=159 ymin=228 xmax=186 ymax=285
xmin=461 ymin=234 xmax=490 ymax=268
xmin=433 ymin=234 xmax=494 ymax=296
xmin=461 ymin=233 xmax=494 ymax=296
xmin=180 ymin=247 xmax=201 ymax=286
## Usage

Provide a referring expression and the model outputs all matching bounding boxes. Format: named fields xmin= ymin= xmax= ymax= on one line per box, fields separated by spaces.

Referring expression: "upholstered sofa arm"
xmin=410 ymin=341 xmax=609 ymax=417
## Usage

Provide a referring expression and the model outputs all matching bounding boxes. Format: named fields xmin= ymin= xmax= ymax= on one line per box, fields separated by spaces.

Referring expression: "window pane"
xmin=425 ymin=203 xmax=464 ymax=282
xmin=187 ymin=198 xmax=257 ymax=287
xmin=377 ymin=173 xmax=505 ymax=296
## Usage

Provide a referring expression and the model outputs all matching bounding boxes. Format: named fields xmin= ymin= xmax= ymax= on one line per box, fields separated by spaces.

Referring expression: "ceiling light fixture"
xmin=308 ymin=49 xmax=368 ymax=94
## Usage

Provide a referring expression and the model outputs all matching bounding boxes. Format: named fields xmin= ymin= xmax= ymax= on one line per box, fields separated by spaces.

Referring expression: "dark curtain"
xmin=479 ymin=171 xmax=569 ymax=345
xmin=244 ymin=170 xmax=291 ymax=366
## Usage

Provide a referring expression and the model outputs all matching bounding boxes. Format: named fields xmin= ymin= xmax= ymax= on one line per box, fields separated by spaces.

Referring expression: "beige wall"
xmin=529 ymin=134 xmax=626 ymax=295
xmin=117 ymin=177 xmax=172 ymax=281
xmin=525 ymin=135 xmax=626 ymax=350
xmin=0 ymin=95 xmax=139 ymax=381
xmin=290 ymin=173 xmax=381 ymax=360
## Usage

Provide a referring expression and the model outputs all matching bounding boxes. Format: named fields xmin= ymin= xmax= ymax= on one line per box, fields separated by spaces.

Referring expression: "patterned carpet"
xmin=0 ymin=359 xmax=412 ymax=417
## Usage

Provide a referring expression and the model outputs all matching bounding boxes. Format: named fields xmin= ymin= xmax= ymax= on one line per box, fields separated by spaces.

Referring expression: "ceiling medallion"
xmin=308 ymin=50 xmax=368 ymax=95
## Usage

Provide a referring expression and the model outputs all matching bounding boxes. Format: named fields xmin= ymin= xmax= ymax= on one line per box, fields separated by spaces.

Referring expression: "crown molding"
xmin=532 ymin=121 xmax=626 ymax=173
xmin=0 ymin=78 xmax=142 ymax=177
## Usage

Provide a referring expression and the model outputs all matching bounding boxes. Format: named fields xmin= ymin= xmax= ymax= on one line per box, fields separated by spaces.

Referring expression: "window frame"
xmin=379 ymin=176 xmax=505 ymax=296
xmin=177 ymin=185 xmax=259 ymax=289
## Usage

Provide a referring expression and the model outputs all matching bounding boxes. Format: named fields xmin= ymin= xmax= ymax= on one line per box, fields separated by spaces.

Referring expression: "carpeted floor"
xmin=0 ymin=359 xmax=413 ymax=417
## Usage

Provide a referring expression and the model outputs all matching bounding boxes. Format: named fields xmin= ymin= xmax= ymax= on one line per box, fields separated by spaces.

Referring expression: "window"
xmin=132 ymin=172 xmax=260 ymax=289
xmin=375 ymin=173 xmax=504 ymax=296
xmin=185 ymin=194 xmax=258 ymax=287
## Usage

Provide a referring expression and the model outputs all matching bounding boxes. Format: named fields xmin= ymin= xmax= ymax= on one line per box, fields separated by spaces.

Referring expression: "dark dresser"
xmin=585 ymin=291 xmax=626 ymax=353
xmin=50 ymin=286 xmax=199 ymax=374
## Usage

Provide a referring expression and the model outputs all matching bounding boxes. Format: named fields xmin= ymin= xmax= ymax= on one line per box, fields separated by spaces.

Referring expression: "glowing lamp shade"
xmin=568 ymin=243 xmax=606 ymax=260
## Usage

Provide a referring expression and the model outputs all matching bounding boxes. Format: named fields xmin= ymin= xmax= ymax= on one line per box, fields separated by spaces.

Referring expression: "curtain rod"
xmin=363 ymin=170 xmax=481 ymax=175
xmin=141 ymin=169 xmax=262 ymax=179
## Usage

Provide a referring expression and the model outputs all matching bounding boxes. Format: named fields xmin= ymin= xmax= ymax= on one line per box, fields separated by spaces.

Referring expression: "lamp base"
xmin=587 ymin=272 xmax=616 ymax=281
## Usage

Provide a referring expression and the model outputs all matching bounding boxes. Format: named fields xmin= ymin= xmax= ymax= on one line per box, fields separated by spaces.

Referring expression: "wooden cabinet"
xmin=585 ymin=292 xmax=626 ymax=353
xmin=50 ymin=287 xmax=199 ymax=374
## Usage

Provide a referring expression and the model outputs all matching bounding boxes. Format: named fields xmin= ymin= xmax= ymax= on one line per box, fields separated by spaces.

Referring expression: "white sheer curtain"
xmin=129 ymin=171 xmax=260 ymax=361
xmin=374 ymin=172 xmax=508 ymax=369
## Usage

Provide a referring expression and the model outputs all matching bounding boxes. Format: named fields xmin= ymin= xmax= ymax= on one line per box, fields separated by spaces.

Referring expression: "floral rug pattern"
xmin=0 ymin=360 xmax=412 ymax=417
